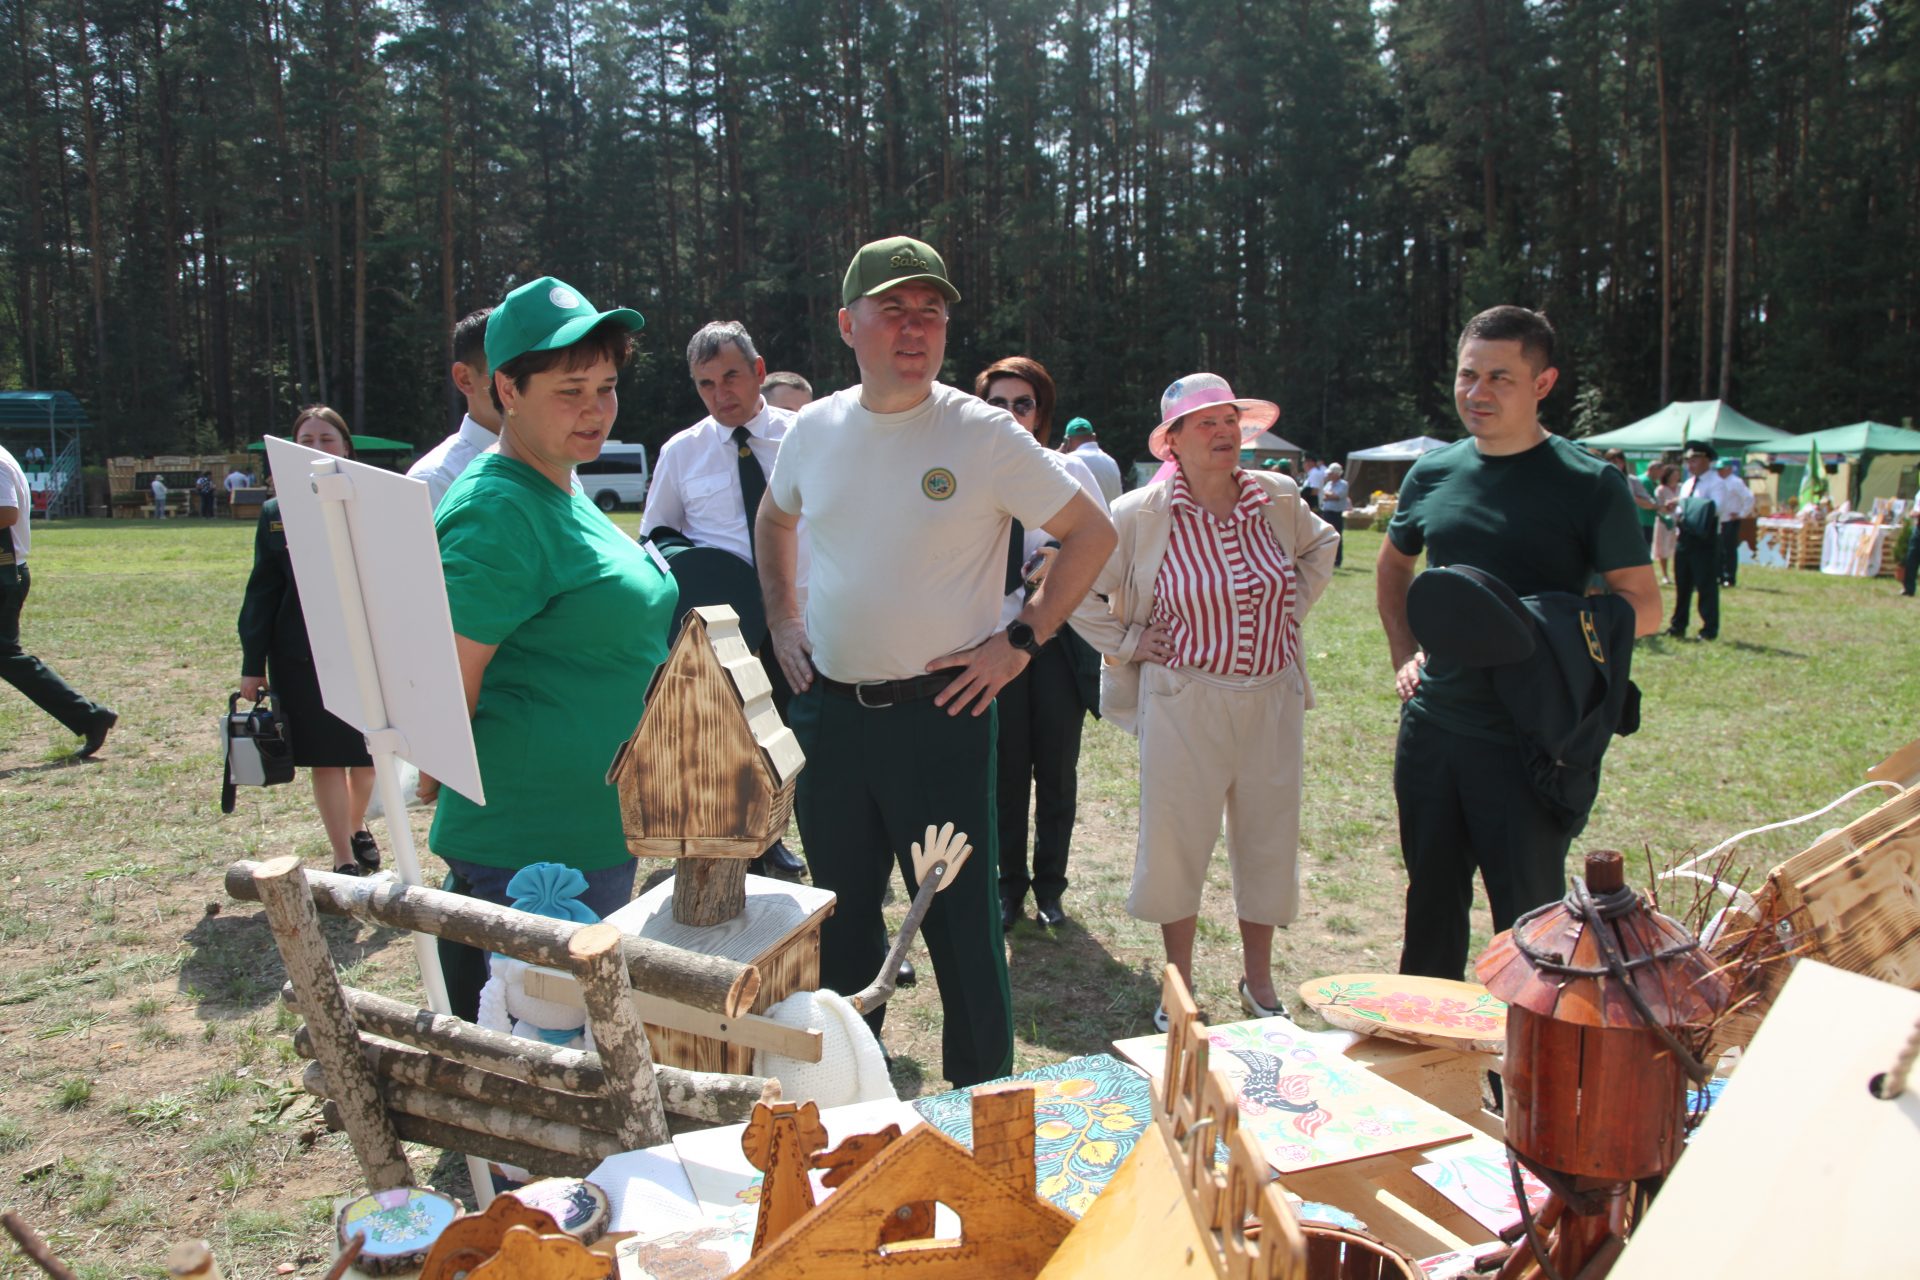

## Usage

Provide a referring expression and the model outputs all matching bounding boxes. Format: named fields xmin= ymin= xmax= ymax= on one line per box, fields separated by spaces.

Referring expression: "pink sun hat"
xmin=1147 ymin=372 xmax=1281 ymax=461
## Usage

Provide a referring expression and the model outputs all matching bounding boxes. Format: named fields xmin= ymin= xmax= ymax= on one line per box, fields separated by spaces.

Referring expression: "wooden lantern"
xmin=1475 ymin=850 xmax=1729 ymax=1279
xmin=606 ymin=605 xmax=804 ymax=926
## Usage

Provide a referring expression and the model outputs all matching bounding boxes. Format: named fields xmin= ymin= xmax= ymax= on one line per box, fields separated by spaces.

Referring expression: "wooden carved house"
xmin=606 ymin=605 xmax=804 ymax=924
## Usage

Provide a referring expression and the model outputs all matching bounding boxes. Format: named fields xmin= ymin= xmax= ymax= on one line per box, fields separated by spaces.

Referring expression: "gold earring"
xmin=507 ymin=408 xmax=517 ymax=417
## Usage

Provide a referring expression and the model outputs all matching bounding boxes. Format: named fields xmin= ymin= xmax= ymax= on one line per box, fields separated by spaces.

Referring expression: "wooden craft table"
xmin=523 ymin=873 xmax=835 ymax=1074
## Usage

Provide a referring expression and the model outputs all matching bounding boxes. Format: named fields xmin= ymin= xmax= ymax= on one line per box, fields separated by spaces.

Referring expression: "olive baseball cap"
xmin=841 ymin=236 xmax=961 ymax=307
xmin=1063 ymin=417 xmax=1094 ymax=438
xmin=485 ymin=276 xmax=644 ymax=371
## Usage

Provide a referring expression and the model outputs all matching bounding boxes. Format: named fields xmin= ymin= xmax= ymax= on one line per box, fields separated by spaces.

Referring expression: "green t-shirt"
xmin=1387 ymin=434 xmax=1649 ymax=740
xmin=430 ymin=453 xmax=678 ymax=870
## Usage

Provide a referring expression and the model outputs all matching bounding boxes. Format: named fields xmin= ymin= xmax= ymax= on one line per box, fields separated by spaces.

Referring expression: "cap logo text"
xmin=889 ymin=251 xmax=930 ymax=270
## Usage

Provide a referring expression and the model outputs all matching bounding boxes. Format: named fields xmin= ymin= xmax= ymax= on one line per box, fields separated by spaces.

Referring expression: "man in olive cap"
xmin=756 ymin=235 xmax=1115 ymax=1086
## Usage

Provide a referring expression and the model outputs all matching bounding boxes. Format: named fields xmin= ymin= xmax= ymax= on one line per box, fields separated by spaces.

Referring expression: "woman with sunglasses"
xmin=974 ymin=356 xmax=1109 ymax=931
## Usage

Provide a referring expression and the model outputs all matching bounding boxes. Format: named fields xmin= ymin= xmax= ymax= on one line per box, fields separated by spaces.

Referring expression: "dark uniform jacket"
xmin=237 ymin=498 xmax=313 ymax=675
xmin=1489 ymin=591 xmax=1641 ymax=834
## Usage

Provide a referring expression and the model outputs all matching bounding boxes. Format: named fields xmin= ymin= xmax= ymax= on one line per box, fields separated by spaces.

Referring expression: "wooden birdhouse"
xmin=1476 ymin=850 xmax=1730 ymax=1278
xmin=607 ymin=605 xmax=804 ymax=926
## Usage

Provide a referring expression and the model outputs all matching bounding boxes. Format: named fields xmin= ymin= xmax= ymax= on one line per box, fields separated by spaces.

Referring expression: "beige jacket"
xmin=1067 ymin=470 xmax=1340 ymax=733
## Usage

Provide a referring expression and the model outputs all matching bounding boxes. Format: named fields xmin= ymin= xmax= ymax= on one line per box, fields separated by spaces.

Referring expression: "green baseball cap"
xmin=484 ymin=275 xmax=644 ymax=371
xmin=1063 ymin=417 xmax=1094 ymax=438
xmin=841 ymin=236 xmax=960 ymax=307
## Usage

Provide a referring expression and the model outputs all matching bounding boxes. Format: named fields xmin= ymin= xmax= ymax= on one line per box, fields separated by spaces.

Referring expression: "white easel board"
xmin=1612 ymin=961 xmax=1920 ymax=1279
xmin=263 ymin=436 xmax=482 ymax=800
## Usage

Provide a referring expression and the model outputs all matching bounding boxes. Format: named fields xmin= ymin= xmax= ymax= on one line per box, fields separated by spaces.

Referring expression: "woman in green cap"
xmin=421 ymin=275 xmax=673 ymax=1018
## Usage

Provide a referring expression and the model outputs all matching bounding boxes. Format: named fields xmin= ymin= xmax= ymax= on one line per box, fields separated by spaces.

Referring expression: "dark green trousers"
xmin=1 ymin=565 xmax=108 ymax=736
xmin=1669 ymin=536 xmax=1720 ymax=639
xmin=788 ymin=684 xmax=1013 ymax=1087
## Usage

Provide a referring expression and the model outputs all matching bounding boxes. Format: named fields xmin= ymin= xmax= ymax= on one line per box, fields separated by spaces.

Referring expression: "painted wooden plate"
xmin=510 ymin=1178 xmax=611 ymax=1245
xmin=1300 ymin=973 xmax=1507 ymax=1054
xmin=335 ymin=1186 xmax=462 ymax=1275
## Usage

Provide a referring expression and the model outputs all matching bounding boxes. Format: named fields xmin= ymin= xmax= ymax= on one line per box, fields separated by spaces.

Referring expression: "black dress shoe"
xmin=749 ymin=840 xmax=806 ymax=880
xmin=1001 ymin=893 xmax=1023 ymax=931
xmin=350 ymin=830 xmax=381 ymax=872
xmin=896 ymin=957 xmax=916 ymax=987
xmin=76 ymin=710 xmax=117 ymax=759
xmin=1036 ymin=898 xmax=1068 ymax=928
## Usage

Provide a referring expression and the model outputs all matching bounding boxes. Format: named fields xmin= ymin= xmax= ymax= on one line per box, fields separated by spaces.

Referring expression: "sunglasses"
xmin=987 ymin=395 xmax=1037 ymax=416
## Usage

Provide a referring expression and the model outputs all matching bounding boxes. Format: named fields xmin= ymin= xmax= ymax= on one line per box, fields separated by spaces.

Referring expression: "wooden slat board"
xmin=1299 ymin=975 xmax=1506 ymax=1055
xmin=1770 ymin=786 xmax=1920 ymax=990
xmin=1612 ymin=962 xmax=1920 ymax=1279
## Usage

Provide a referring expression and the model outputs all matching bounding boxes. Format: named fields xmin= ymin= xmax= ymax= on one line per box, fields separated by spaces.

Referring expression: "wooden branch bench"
xmin=230 ymin=856 xmax=778 ymax=1189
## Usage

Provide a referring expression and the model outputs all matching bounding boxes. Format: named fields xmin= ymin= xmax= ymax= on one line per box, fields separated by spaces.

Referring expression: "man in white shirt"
xmin=149 ymin=476 xmax=168 ymax=519
xmin=407 ymin=308 xmax=503 ymax=508
xmin=1 ymin=444 xmax=115 ymax=756
xmin=223 ymin=468 xmax=252 ymax=497
xmin=1668 ymin=440 xmax=1739 ymax=640
xmin=758 ymin=235 xmax=1114 ymax=1086
xmin=1714 ymin=454 xmax=1756 ymax=587
xmin=1303 ymin=456 xmax=1328 ymax=509
xmin=1060 ymin=417 xmax=1123 ymax=505
xmin=645 ymin=321 xmax=806 ymax=877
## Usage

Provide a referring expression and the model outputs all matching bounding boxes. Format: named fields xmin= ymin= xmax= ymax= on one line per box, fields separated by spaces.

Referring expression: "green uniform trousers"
xmin=788 ymin=684 xmax=1013 ymax=1087
xmin=1 ymin=564 xmax=109 ymax=736
xmin=1668 ymin=535 xmax=1720 ymax=639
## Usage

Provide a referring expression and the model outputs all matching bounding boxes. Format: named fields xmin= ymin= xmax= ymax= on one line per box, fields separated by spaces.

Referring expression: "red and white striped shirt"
xmin=1151 ymin=469 xmax=1300 ymax=679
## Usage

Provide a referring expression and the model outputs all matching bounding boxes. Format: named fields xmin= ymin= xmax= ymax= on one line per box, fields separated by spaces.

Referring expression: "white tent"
xmin=1241 ymin=429 xmax=1304 ymax=464
xmin=1345 ymin=435 xmax=1453 ymax=498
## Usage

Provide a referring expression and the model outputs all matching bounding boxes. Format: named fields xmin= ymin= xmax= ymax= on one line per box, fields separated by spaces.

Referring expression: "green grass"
xmin=2 ymin=514 xmax=1915 ymax=1276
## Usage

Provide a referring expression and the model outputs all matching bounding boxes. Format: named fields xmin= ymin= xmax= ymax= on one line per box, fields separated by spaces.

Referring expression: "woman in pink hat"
xmin=1068 ymin=374 xmax=1339 ymax=1029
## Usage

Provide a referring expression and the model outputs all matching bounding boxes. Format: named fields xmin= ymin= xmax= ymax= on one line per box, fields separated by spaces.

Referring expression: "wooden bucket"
xmin=1301 ymin=1222 xmax=1421 ymax=1279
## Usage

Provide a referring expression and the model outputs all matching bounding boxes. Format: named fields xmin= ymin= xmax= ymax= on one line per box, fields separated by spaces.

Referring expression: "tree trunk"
xmin=1719 ymin=124 xmax=1738 ymax=402
xmin=73 ymin=0 xmax=108 ymax=387
xmin=350 ymin=0 xmax=368 ymax=430
xmin=1655 ymin=22 xmax=1673 ymax=405
xmin=1698 ymin=107 xmax=1715 ymax=399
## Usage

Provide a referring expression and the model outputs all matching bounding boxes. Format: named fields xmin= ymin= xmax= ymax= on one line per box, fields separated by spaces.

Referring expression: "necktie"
xmin=733 ymin=425 xmax=767 ymax=562
xmin=1005 ymin=519 xmax=1026 ymax=596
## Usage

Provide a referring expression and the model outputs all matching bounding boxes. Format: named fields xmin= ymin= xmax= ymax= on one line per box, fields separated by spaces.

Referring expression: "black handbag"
xmin=221 ymin=690 xmax=295 ymax=813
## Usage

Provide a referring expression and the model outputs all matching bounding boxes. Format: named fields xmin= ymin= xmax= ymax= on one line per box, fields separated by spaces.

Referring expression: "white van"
xmin=578 ymin=441 xmax=651 ymax=512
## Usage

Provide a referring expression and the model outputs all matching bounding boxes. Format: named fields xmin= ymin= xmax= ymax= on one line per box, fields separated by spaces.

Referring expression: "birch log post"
xmin=252 ymin=855 xmax=412 ymax=1191
xmin=672 ymin=859 xmax=748 ymax=927
xmin=322 ymin=1102 xmax=596 ymax=1181
xmin=225 ymin=861 xmax=759 ymax=1017
xmin=299 ymin=1062 xmax=624 ymax=1164
xmin=294 ymin=1029 xmax=613 ymax=1130
xmin=569 ymin=922 xmax=670 ymax=1149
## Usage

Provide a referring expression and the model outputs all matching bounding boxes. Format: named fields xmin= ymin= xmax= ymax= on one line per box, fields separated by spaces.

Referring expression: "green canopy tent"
xmin=0 ymin=390 xmax=92 ymax=517
xmin=1744 ymin=422 xmax=1920 ymax=507
xmin=1580 ymin=400 xmax=1793 ymax=454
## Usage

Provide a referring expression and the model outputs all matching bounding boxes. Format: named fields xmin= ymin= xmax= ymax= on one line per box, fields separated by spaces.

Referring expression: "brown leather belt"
xmin=815 ymin=672 xmax=956 ymax=709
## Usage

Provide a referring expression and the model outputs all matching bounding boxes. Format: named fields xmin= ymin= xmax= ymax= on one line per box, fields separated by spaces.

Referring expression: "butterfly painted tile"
xmin=1411 ymin=1138 xmax=1549 ymax=1235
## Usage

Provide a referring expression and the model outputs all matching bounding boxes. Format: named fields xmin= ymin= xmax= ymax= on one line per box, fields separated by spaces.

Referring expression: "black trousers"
xmin=0 ymin=564 xmax=108 ymax=737
xmin=1393 ymin=713 xmax=1573 ymax=981
xmin=1906 ymin=527 xmax=1920 ymax=597
xmin=788 ymin=686 xmax=1012 ymax=1086
xmin=1718 ymin=520 xmax=1743 ymax=586
xmin=1669 ymin=536 xmax=1721 ymax=638
xmin=1325 ymin=510 xmax=1346 ymax=566
xmin=995 ymin=639 xmax=1086 ymax=906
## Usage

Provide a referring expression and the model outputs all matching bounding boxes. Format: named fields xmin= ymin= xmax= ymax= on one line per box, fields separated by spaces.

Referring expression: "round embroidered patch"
xmin=921 ymin=468 xmax=957 ymax=501
xmin=548 ymin=286 xmax=582 ymax=310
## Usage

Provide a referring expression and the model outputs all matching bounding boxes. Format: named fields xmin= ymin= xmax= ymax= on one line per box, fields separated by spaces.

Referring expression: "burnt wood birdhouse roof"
xmin=607 ymin=605 xmax=804 ymax=860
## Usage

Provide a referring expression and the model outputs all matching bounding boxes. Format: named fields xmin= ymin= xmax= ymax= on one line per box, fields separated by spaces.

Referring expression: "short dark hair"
xmin=762 ymin=370 xmax=812 ymax=397
xmin=452 ymin=308 xmax=492 ymax=369
xmin=490 ymin=319 xmax=636 ymax=412
xmin=686 ymin=321 xmax=759 ymax=371
xmin=1458 ymin=305 xmax=1556 ymax=372
xmin=974 ymin=355 xmax=1058 ymax=445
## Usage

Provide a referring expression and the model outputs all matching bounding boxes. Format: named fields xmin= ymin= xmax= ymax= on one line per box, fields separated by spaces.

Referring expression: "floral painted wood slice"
xmin=1300 ymin=973 xmax=1506 ymax=1054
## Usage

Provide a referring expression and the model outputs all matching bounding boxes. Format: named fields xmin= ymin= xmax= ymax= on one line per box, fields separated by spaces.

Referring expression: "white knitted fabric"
xmin=475 ymin=955 xmax=593 ymax=1051
xmin=753 ymin=989 xmax=896 ymax=1108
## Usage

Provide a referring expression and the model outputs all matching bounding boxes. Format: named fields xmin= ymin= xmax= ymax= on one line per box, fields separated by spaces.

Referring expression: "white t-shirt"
xmin=0 ymin=445 xmax=31 ymax=561
xmin=150 ymin=478 xmax=168 ymax=502
xmin=1068 ymin=441 xmax=1124 ymax=506
xmin=407 ymin=415 xmax=500 ymax=509
xmin=1000 ymin=451 xmax=1107 ymax=628
xmin=768 ymin=381 xmax=1082 ymax=681
xmin=1304 ymin=465 xmax=1328 ymax=491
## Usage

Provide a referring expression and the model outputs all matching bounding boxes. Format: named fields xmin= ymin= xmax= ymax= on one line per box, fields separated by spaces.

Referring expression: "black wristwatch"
xmin=1006 ymin=620 xmax=1044 ymax=656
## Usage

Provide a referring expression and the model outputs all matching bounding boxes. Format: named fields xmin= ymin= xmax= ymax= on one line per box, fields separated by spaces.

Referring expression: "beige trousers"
xmin=1129 ymin=662 xmax=1305 ymax=927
